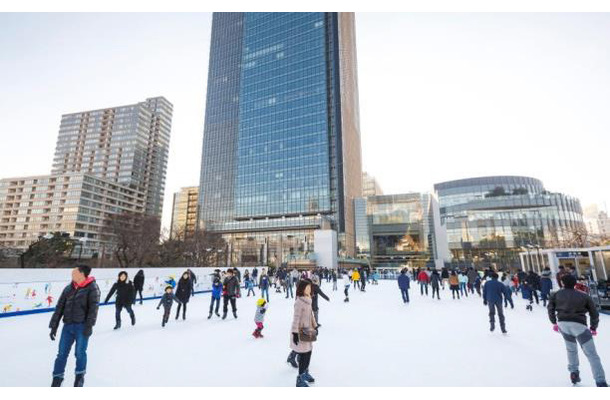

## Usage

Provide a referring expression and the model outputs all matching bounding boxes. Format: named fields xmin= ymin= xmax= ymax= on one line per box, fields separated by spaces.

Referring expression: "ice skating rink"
xmin=1 ymin=279 xmax=609 ymax=387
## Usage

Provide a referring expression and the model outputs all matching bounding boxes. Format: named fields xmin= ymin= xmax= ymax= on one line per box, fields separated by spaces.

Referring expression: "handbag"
xmin=298 ymin=310 xmax=318 ymax=342
xmin=299 ymin=327 xmax=318 ymax=342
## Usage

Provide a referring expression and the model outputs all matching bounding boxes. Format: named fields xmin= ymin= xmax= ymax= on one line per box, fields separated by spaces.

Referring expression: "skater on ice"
xmin=222 ymin=268 xmax=239 ymax=319
xmin=175 ymin=271 xmax=193 ymax=320
xmin=156 ymin=285 xmax=181 ymax=327
xmin=103 ymin=270 xmax=136 ymax=330
xmin=252 ymin=298 xmax=267 ymax=338
xmin=133 ymin=269 xmax=145 ymax=305
xmin=208 ymin=273 xmax=223 ymax=319
xmin=483 ymin=272 xmax=508 ymax=334
xmin=397 ymin=268 xmax=410 ymax=303
xmin=290 ymin=279 xmax=318 ymax=387
xmin=548 ymin=274 xmax=607 ymax=387
xmin=49 ymin=265 xmax=100 ymax=387
xmin=417 ymin=268 xmax=429 ymax=296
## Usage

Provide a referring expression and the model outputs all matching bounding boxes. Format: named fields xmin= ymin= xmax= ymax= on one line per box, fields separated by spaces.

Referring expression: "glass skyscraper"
xmin=198 ymin=13 xmax=362 ymax=267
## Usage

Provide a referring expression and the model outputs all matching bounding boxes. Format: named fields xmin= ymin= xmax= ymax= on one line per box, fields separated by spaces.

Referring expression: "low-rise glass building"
xmin=357 ymin=193 xmax=441 ymax=269
xmin=434 ymin=176 xmax=585 ymax=270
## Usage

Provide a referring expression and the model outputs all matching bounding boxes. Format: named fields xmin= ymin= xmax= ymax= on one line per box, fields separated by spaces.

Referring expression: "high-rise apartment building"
xmin=52 ymin=97 xmax=173 ymax=218
xmin=198 ymin=13 xmax=362 ymax=266
xmin=0 ymin=173 xmax=145 ymax=257
xmin=170 ymin=186 xmax=199 ymax=240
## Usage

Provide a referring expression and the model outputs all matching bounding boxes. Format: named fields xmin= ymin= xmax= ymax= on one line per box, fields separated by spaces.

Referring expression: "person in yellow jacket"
xmin=352 ymin=270 xmax=361 ymax=290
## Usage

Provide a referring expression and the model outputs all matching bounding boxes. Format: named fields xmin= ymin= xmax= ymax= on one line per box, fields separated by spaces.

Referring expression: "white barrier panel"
xmin=0 ymin=267 xmax=258 ymax=316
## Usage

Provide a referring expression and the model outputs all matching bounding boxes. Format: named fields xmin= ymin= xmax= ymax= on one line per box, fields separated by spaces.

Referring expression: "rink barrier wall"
xmin=0 ymin=288 xmax=216 ymax=319
xmin=0 ymin=267 xmax=258 ymax=319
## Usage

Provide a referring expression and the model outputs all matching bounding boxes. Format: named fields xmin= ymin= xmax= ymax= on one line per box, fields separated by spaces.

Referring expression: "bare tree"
xmin=102 ymin=212 xmax=161 ymax=268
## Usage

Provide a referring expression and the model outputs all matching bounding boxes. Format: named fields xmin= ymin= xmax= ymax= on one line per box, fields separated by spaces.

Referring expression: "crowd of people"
xmin=45 ymin=263 xmax=607 ymax=388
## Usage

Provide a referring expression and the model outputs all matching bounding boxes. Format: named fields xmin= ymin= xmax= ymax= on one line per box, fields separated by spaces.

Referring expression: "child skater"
xmin=343 ymin=272 xmax=351 ymax=302
xmin=208 ymin=274 xmax=223 ymax=319
xmin=157 ymin=286 xmax=181 ymax=327
xmin=520 ymin=280 xmax=534 ymax=311
xmin=252 ymin=298 xmax=268 ymax=338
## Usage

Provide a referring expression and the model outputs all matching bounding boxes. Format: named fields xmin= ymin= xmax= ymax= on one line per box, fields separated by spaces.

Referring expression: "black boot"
xmin=570 ymin=371 xmax=581 ymax=385
xmin=490 ymin=323 xmax=495 ymax=332
xmin=287 ymin=352 xmax=298 ymax=368
xmin=51 ymin=377 xmax=63 ymax=387
xmin=74 ymin=373 xmax=85 ymax=387
xmin=233 ymin=311 xmax=238 ymax=319
xmin=596 ymin=381 xmax=608 ymax=387
xmin=113 ymin=320 xmax=121 ymax=330
xmin=131 ymin=314 xmax=136 ymax=326
xmin=222 ymin=312 xmax=227 ymax=320
xmin=207 ymin=312 xmax=212 ymax=319
xmin=215 ymin=311 xmax=221 ymax=317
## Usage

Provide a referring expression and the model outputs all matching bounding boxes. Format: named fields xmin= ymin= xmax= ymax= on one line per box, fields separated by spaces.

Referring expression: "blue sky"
xmin=1 ymin=12 xmax=609 ymax=230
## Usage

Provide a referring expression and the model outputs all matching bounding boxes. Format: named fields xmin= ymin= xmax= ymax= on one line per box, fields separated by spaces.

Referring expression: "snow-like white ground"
xmin=1 ymin=279 xmax=609 ymax=387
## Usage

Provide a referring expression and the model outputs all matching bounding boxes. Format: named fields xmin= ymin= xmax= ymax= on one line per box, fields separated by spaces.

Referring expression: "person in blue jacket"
xmin=540 ymin=267 xmax=553 ymax=307
xmin=259 ymin=272 xmax=271 ymax=302
xmin=503 ymin=284 xmax=514 ymax=309
xmin=520 ymin=280 xmax=534 ymax=311
xmin=397 ymin=269 xmax=411 ymax=303
xmin=483 ymin=272 xmax=507 ymax=333
xmin=208 ymin=273 xmax=223 ymax=319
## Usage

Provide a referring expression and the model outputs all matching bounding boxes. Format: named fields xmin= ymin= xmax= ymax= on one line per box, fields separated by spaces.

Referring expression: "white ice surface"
xmin=1 ymin=280 xmax=609 ymax=387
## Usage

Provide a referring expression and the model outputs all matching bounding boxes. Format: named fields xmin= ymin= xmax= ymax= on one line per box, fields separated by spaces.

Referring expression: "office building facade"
xmin=52 ymin=97 xmax=173 ymax=218
xmin=170 ymin=186 xmax=199 ymax=240
xmin=434 ymin=176 xmax=585 ymax=270
xmin=198 ymin=13 xmax=362 ymax=267
xmin=362 ymin=172 xmax=383 ymax=197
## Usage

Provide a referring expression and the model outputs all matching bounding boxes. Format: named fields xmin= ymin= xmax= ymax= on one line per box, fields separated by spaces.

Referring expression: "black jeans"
xmin=488 ymin=302 xmax=505 ymax=329
xmin=115 ymin=303 xmax=135 ymax=324
xmin=432 ymin=286 xmax=440 ymax=299
xmin=135 ymin=289 xmax=143 ymax=304
xmin=297 ymin=351 xmax=312 ymax=375
xmin=223 ymin=295 xmax=237 ymax=314
xmin=176 ymin=302 xmax=187 ymax=319
xmin=162 ymin=306 xmax=171 ymax=325
xmin=209 ymin=297 xmax=220 ymax=314
xmin=400 ymin=289 xmax=409 ymax=303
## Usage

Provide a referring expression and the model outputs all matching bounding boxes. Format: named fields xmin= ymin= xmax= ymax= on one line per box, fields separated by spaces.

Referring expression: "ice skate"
xmin=303 ymin=370 xmax=315 ymax=383
xmin=74 ymin=373 xmax=85 ymax=387
xmin=570 ymin=371 xmax=581 ymax=385
xmin=296 ymin=373 xmax=309 ymax=387
xmin=113 ymin=321 xmax=121 ymax=330
xmin=51 ymin=377 xmax=63 ymax=387
xmin=287 ymin=352 xmax=298 ymax=368
xmin=207 ymin=313 xmax=212 ymax=319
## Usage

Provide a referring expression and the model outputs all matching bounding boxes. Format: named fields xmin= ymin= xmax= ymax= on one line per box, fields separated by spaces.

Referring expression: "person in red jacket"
xmin=418 ymin=269 xmax=430 ymax=296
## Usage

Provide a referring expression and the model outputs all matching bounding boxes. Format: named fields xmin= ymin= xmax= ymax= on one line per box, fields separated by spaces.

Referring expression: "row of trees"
xmin=9 ymin=212 xmax=227 ymax=268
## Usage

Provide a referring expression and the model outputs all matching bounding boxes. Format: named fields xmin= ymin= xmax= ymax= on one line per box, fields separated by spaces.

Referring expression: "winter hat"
xmin=562 ymin=274 xmax=577 ymax=289
xmin=256 ymin=298 xmax=267 ymax=307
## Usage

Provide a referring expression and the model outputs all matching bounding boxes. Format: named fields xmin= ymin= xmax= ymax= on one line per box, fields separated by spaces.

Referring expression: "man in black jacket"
xmin=222 ymin=269 xmax=239 ymax=319
xmin=49 ymin=265 xmax=100 ymax=387
xmin=548 ymin=274 xmax=607 ymax=387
